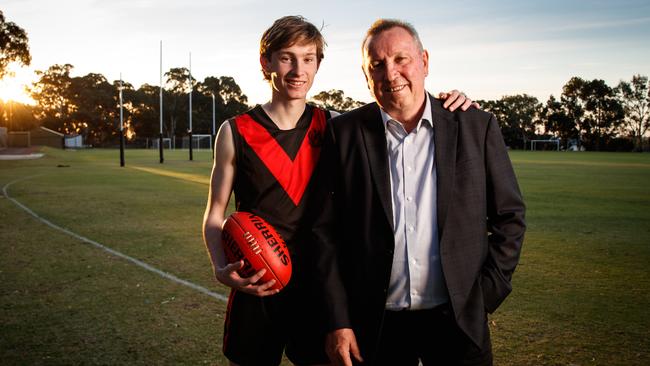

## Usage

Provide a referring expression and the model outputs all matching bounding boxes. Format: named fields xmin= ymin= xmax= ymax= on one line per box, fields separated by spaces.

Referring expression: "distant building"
xmin=2 ymin=126 xmax=84 ymax=149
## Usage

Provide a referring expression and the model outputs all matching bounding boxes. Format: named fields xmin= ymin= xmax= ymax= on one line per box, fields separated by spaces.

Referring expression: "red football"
xmin=221 ymin=211 xmax=292 ymax=291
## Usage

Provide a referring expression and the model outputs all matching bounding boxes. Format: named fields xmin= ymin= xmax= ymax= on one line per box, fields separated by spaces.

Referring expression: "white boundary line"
xmin=2 ymin=175 xmax=228 ymax=302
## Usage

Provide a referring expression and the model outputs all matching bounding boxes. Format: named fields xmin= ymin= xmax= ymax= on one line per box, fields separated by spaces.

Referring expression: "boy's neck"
xmin=262 ymin=97 xmax=307 ymax=130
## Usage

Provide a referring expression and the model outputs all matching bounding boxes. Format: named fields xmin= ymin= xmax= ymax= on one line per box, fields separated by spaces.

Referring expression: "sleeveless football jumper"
xmin=223 ymin=104 xmax=331 ymax=366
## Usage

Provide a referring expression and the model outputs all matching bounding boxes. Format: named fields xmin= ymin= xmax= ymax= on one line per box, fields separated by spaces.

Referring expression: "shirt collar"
xmin=380 ymin=92 xmax=433 ymax=132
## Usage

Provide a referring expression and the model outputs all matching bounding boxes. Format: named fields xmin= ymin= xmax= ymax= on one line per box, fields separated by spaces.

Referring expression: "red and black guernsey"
xmin=229 ymin=104 xmax=330 ymax=257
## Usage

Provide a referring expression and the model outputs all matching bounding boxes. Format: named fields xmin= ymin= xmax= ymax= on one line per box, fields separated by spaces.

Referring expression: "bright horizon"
xmin=2 ymin=0 xmax=649 ymax=107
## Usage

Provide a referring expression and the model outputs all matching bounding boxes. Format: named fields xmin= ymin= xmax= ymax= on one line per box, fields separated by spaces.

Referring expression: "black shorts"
xmin=223 ymin=282 xmax=329 ymax=366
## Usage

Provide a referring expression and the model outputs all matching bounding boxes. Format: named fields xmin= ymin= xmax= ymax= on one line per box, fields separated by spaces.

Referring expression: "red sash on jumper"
xmin=234 ymin=108 xmax=326 ymax=206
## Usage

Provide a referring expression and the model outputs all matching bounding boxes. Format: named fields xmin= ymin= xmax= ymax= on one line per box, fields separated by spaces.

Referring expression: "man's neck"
xmin=262 ymin=97 xmax=307 ymax=130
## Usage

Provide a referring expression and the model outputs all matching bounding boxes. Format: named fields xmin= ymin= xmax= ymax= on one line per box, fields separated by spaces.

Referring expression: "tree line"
xmin=304 ymin=76 xmax=650 ymax=152
xmin=478 ymin=75 xmax=649 ymax=151
xmin=1 ymin=71 xmax=648 ymax=151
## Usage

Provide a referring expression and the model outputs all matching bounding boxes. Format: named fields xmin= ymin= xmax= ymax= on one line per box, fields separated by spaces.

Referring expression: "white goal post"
xmin=530 ymin=139 xmax=560 ymax=151
xmin=150 ymin=137 xmax=172 ymax=150
xmin=190 ymin=134 xmax=213 ymax=150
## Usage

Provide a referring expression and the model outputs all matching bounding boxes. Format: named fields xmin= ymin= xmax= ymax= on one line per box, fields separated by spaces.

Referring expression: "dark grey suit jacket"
xmin=312 ymin=95 xmax=526 ymax=363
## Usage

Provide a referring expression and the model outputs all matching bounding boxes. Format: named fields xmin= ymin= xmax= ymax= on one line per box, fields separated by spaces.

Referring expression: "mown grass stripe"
xmin=2 ymin=175 xmax=227 ymax=303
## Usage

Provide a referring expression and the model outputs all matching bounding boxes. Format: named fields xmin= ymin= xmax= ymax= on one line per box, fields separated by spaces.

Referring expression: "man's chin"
xmin=380 ymin=98 xmax=404 ymax=112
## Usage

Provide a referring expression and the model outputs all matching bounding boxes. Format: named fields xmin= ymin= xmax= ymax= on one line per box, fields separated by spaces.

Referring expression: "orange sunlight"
xmin=0 ymin=66 xmax=36 ymax=105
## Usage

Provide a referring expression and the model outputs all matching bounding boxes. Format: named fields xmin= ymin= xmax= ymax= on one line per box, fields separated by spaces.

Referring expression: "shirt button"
xmin=408 ymin=225 xmax=414 ymax=231
xmin=407 ymin=166 xmax=412 ymax=172
xmin=406 ymin=196 xmax=412 ymax=202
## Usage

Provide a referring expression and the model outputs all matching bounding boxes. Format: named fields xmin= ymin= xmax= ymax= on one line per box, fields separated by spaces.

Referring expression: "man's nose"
xmin=384 ymin=61 xmax=399 ymax=81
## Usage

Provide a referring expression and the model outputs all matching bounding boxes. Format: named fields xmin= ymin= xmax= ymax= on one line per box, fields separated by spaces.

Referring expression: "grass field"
xmin=1 ymin=147 xmax=649 ymax=365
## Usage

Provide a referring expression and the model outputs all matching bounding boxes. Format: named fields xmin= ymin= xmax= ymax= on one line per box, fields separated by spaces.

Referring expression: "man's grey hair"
xmin=361 ymin=18 xmax=424 ymax=54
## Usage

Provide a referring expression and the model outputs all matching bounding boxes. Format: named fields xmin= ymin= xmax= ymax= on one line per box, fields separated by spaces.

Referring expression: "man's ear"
xmin=422 ymin=49 xmax=429 ymax=77
xmin=361 ymin=64 xmax=370 ymax=89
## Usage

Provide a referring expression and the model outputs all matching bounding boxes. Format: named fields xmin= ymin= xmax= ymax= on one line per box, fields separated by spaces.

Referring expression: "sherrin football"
xmin=221 ymin=212 xmax=292 ymax=291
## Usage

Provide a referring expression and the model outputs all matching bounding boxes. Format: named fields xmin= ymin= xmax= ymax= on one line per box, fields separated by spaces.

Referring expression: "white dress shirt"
xmin=381 ymin=94 xmax=449 ymax=311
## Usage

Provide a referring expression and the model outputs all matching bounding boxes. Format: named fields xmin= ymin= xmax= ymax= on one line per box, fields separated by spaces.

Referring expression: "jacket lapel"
xmin=360 ymin=103 xmax=395 ymax=231
xmin=431 ymin=95 xmax=458 ymax=236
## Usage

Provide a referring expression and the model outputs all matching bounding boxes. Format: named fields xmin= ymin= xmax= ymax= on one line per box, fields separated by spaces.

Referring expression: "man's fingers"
xmin=449 ymin=93 xmax=468 ymax=111
xmin=442 ymin=89 xmax=461 ymax=108
xmin=329 ymin=348 xmax=353 ymax=366
xmin=460 ymin=98 xmax=473 ymax=111
xmin=326 ymin=328 xmax=361 ymax=366
xmin=349 ymin=336 xmax=363 ymax=363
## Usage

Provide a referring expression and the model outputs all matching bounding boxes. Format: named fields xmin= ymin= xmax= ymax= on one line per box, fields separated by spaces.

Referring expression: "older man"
xmin=313 ymin=19 xmax=526 ymax=366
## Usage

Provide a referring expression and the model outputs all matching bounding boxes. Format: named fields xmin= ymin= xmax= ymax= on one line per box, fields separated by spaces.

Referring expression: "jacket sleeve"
xmin=311 ymin=121 xmax=352 ymax=331
xmin=480 ymin=113 xmax=526 ymax=313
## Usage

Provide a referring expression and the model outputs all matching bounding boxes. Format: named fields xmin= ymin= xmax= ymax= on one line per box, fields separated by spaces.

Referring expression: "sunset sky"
xmin=2 ymin=0 xmax=649 ymax=106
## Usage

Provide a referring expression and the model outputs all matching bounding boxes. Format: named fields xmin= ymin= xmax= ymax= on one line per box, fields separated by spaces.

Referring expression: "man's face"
xmin=262 ymin=42 xmax=319 ymax=102
xmin=362 ymin=27 xmax=429 ymax=119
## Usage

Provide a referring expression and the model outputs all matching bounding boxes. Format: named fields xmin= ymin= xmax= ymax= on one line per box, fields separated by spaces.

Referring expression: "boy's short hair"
xmin=260 ymin=15 xmax=326 ymax=80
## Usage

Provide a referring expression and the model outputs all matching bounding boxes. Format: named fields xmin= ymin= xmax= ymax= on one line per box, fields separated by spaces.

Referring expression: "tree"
xmin=478 ymin=95 xmax=541 ymax=149
xmin=0 ymin=10 xmax=31 ymax=79
xmin=616 ymin=74 xmax=650 ymax=151
xmin=580 ymin=79 xmax=624 ymax=150
xmin=129 ymin=83 xmax=160 ymax=139
xmin=559 ymin=77 xmax=625 ymax=150
xmin=542 ymin=95 xmax=576 ymax=148
xmin=196 ymin=76 xmax=249 ymax=134
xmin=0 ymin=100 xmax=37 ymax=131
xmin=68 ymin=73 xmax=119 ymax=146
xmin=28 ymin=64 xmax=75 ymax=133
xmin=310 ymin=89 xmax=365 ymax=112
xmin=163 ymin=67 xmax=195 ymax=139
xmin=560 ymin=77 xmax=587 ymax=148
xmin=502 ymin=94 xmax=542 ymax=149
xmin=215 ymin=76 xmax=249 ymax=118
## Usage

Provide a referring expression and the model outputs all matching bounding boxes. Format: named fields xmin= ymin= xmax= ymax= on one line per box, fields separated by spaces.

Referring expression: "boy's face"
xmin=262 ymin=41 xmax=319 ymax=102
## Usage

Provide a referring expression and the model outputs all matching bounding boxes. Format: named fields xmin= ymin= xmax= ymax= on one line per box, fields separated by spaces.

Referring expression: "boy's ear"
xmin=260 ymin=55 xmax=271 ymax=73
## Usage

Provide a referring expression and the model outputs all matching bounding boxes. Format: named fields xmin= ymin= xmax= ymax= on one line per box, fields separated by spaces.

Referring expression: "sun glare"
xmin=0 ymin=66 xmax=36 ymax=105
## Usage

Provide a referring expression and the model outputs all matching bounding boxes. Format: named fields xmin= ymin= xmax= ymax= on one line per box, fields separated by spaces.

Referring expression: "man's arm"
xmin=202 ymin=121 xmax=279 ymax=296
xmin=311 ymin=122 xmax=364 ymax=365
xmin=481 ymin=114 xmax=526 ymax=312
